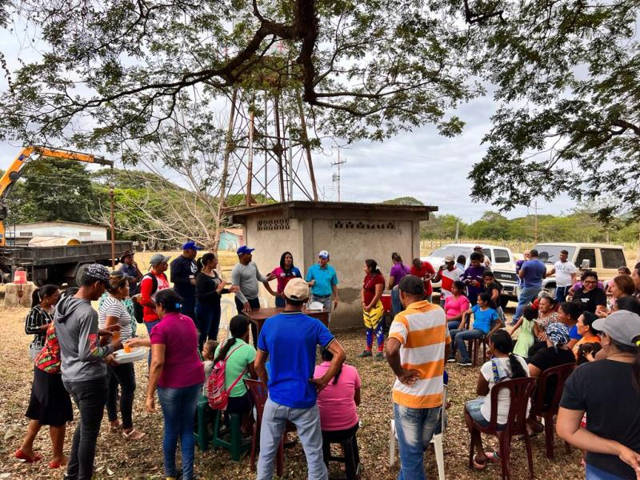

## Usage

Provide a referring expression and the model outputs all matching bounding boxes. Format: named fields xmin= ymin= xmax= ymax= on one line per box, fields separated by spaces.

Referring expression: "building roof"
xmin=10 ymin=221 xmax=107 ymax=229
xmin=228 ymin=201 xmax=437 ymax=223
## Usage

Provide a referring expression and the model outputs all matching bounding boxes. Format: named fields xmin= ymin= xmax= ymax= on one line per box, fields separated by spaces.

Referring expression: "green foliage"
xmin=5 ymin=159 xmax=99 ymax=225
xmin=467 ymin=0 xmax=640 ymax=220
xmin=421 ymin=210 xmax=640 ymax=244
xmin=382 ymin=196 xmax=425 ymax=206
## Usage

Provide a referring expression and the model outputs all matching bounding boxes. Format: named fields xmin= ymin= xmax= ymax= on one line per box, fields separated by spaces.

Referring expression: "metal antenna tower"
xmin=331 ymin=148 xmax=346 ymax=202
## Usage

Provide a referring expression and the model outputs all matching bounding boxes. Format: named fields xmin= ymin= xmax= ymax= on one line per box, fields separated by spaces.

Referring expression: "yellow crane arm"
xmin=0 ymin=146 xmax=113 ymax=247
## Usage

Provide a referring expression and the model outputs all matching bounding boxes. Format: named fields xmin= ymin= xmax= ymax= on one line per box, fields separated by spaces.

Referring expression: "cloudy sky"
xmin=0 ymin=23 xmax=577 ymax=223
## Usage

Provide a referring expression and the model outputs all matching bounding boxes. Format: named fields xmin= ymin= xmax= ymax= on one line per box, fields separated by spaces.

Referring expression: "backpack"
xmin=141 ymin=273 xmax=159 ymax=297
xmin=206 ymin=344 xmax=247 ymax=410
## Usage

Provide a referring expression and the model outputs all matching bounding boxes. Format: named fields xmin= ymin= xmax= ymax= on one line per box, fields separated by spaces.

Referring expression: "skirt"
xmin=25 ymin=368 xmax=73 ymax=426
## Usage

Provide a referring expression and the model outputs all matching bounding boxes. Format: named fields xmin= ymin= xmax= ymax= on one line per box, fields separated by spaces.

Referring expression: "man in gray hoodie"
xmin=56 ymin=264 xmax=121 ymax=480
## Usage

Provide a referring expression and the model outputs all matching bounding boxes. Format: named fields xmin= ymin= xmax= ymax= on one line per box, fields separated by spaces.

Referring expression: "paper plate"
xmin=113 ymin=347 xmax=147 ymax=364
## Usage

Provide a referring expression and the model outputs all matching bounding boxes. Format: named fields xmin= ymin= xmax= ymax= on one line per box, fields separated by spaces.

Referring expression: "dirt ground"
xmin=0 ymin=303 xmax=586 ymax=480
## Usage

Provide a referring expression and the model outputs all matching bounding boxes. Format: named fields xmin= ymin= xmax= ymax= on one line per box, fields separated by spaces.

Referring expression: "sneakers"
xmin=375 ymin=352 xmax=384 ymax=360
xmin=458 ymin=360 xmax=473 ymax=367
xmin=446 ymin=357 xmax=456 ymax=363
xmin=358 ymin=350 xmax=373 ymax=358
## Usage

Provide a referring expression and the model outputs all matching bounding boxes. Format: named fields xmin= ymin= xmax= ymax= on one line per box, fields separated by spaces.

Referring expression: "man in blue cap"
xmin=170 ymin=240 xmax=201 ymax=321
xmin=232 ymin=246 xmax=275 ymax=316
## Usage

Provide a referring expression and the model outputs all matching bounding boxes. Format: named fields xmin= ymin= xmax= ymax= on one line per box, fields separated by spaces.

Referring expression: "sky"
xmin=0 ymin=20 xmax=578 ymax=223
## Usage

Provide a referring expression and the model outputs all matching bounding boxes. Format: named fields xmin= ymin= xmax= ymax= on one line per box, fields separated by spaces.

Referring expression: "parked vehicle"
xmin=534 ymin=243 xmax=628 ymax=295
xmin=422 ymin=243 xmax=519 ymax=301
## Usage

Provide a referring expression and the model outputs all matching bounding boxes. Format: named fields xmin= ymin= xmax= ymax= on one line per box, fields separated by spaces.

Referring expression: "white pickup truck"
xmin=422 ymin=243 xmax=520 ymax=301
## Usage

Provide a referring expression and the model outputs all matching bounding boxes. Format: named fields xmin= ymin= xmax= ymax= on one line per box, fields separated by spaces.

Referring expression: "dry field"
xmin=0 ymin=304 xmax=586 ymax=479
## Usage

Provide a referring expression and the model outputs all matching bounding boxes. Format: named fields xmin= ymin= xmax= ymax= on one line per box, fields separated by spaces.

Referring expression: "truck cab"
xmin=534 ymin=243 xmax=628 ymax=295
xmin=422 ymin=243 xmax=520 ymax=301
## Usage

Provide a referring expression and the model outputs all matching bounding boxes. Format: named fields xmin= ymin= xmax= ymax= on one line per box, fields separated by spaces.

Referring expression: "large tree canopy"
xmin=468 ymin=0 xmax=640 ymax=220
xmin=0 ymin=0 xmax=637 ymax=219
xmin=0 ymin=0 xmax=474 ymax=147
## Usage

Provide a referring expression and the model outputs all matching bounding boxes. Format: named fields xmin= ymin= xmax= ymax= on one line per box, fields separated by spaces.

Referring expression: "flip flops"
xmin=14 ymin=449 xmax=42 ymax=463
xmin=122 ymin=428 xmax=146 ymax=441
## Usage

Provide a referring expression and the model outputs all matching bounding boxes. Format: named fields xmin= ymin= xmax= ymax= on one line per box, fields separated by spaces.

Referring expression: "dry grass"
xmin=0 ymin=304 xmax=587 ymax=480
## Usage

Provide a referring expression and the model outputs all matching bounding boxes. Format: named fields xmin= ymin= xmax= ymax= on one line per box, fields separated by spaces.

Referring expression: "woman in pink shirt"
xmin=444 ymin=280 xmax=471 ymax=331
xmin=314 ymin=348 xmax=361 ymax=469
xmin=128 ymin=289 xmax=204 ymax=480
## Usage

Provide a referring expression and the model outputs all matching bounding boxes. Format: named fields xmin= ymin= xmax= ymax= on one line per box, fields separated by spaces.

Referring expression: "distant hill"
xmin=382 ymin=196 xmax=425 ymax=206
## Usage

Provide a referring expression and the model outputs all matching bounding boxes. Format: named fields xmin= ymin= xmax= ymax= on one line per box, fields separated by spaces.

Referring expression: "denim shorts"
xmin=465 ymin=398 xmax=490 ymax=428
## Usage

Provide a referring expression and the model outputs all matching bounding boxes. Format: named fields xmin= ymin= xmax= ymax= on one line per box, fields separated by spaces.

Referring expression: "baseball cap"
xmin=444 ymin=255 xmax=455 ymax=262
xmin=283 ymin=278 xmax=310 ymax=301
xmin=318 ymin=250 xmax=330 ymax=259
xmin=237 ymin=245 xmax=255 ymax=255
xmin=182 ymin=241 xmax=202 ymax=251
xmin=593 ymin=310 xmax=640 ymax=347
xmin=84 ymin=264 xmax=110 ymax=286
xmin=398 ymin=275 xmax=425 ymax=296
xmin=150 ymin=253 xmax=171 ymax=266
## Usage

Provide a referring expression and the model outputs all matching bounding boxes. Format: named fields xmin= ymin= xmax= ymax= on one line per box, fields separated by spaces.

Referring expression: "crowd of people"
xmin=12 ymin=241 xmax=640 ymax=480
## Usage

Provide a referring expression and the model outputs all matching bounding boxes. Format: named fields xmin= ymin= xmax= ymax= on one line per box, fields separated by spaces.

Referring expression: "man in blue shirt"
xmin=305 ymin=250 xmax=340 ymax=323
xmin=255 ymin=278 xmax=345 ymax=480
xmin=512 ymin=248 xmax=547 ymax=325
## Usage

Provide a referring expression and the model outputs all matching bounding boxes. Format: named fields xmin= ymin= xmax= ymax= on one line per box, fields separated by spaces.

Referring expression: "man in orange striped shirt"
xmin=386 ymin=275 xmax=450 ymax=480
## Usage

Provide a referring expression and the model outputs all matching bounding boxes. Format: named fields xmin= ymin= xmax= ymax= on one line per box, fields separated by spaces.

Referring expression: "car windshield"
xmin=534 ymin=245 xmax=576 ymax=264
xmin=430 ymin=245 xmax=474 ymax=259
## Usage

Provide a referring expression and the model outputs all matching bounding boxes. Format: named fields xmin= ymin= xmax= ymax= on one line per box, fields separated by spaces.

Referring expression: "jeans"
xmin=513 ymin=286 xmax=541 ymax=323
xmin=586 ymin=463 xmax=628 ymax=480
xmin=106 ymin=363 xmax=136 ymax=430
xmin=450 ymin=328 xmax=485 ymax=363
xmin=195 ymin=301 xmax=221 ymax=350
xmin=64 ymin=377 xmax=108 ymax=480
xmin=391 ymin=286 xmax=403 ymax=316
xmin=257 ymin=397 xmax=327 ymax=480
xmin=447 ymin=320 xmax=460 ymax=331
xmin=157 ymin=383 xmax=202 ymax=480
xmin=181 ymin=296 xmax=196 ymax=324
xmin=393 ymin=402 xmax=441 ymax=480
xmin=555 ymin=285 xmax=569 ymax=303
xmin=145 ymin=320 xmax=160 ymax=364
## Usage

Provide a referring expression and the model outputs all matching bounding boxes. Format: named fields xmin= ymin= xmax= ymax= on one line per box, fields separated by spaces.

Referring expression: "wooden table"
xmin=246 ymin=307 xmax=330 ymax=346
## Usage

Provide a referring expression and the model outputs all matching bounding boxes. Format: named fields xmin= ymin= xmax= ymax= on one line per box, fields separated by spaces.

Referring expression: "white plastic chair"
xmin=217 ymin=298 xmax=236 ymax=341
xmin=389 ymin=386 xmax=446 ymax=480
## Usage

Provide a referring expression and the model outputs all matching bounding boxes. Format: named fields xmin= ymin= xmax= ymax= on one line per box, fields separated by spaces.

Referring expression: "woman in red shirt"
xmin=359 ymin=259 xmax=386 ymax=359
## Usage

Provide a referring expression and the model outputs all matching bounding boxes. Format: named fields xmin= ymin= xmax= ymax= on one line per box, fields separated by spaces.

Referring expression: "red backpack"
xmin=206 ymin=344 xmax=247 ymax=410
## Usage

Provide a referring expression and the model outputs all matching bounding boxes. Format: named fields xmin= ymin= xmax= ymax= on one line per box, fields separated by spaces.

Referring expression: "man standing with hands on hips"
xmin=170 ymin=241 xmax=201 ymax=320
xmin=305 ymin=250 xmax=339 ymax=323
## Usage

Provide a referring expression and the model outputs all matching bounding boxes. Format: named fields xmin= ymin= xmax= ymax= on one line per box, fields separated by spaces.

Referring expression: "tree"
xmin=0 ymin=0 xmax=474 ymax=149
xmin=466 ymin=0 xmax=639 ymax=220
xmin=4 ymin=159 xmax=99 ymax=225
xmin=420 ymin=214 xmax=465 ymax=239
xmin=382 ymin=196 xmax=425 ymax=206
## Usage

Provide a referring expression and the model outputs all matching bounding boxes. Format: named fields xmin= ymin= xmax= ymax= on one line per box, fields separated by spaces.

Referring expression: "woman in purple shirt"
xmin=388 ymin=252 xmax=410 ymax=315
xmin=128 ymin=289 xmax=204 ymax=480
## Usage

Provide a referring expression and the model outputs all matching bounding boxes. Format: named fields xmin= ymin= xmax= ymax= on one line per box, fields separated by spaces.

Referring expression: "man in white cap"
xmin=433 ymin=255 xmax=461 ymax=305
xmin=305 ymin=250 xmax=339 ymax=322
xmin=558 ymin=310 xmax=640 ymax=479
xmin=255 ymin=278 xmax=345 ymax=480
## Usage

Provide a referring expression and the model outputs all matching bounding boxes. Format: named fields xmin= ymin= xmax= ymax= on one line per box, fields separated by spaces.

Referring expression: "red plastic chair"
xmin=465 ymin=377 xmax=537 ymax=480
xmin=531 ymin=362 xmax=575 ymax=459
xmin=244 ymin=379 xmax=284 ymax=476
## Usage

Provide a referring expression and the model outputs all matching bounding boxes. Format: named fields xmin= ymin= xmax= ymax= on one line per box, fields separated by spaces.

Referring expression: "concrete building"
xmin=6 ymin=221 xmax=108 ymax=246
xmin=229 ymin=201 xmax=436 ymax=329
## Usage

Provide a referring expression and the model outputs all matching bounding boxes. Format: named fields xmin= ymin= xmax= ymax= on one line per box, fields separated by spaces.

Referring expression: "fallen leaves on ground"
xmin=0 ymin=307 xmax=585 ymax=479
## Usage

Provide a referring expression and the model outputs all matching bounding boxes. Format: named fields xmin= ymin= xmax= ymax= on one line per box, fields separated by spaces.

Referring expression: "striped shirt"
xmin=388 ymin=300 xmax=450 ymax=409
xmin=25 ymin=305 xmax=53 ymax=353
xmin=98 ymin=294 xmax=133 ymax=341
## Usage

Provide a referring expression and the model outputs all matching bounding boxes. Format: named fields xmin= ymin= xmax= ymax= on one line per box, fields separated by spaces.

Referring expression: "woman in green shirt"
xmin=214 ymin=315 xmax=257 ymax=417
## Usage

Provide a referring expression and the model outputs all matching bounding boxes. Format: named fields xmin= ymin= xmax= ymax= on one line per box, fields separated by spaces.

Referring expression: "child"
xmin=464 ymin=330 xmax=529 ymax=469
xmin=449 ymin=292 xmax=502 ymax=366
xmin=202 ymin=339 xmax=217 ymax=380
